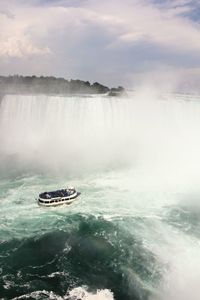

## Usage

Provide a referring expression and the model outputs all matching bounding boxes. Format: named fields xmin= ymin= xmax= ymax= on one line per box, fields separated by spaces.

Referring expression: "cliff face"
xmin=0 ymin=75 xmax=110 ymax=95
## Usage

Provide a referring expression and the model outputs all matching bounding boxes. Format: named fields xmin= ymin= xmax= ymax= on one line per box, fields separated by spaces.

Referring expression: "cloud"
xmin=0 ymin=9 xmax=15 ymax=19
xmin=0 ymin=37 xmax=50 ymax=58
xmin=0 ymin=1 xmax=51 ymax=58
xmin=0 ymin=0 xmax=200 ymax=89
xmin=83 ymin=0 xmax=200 ymax=53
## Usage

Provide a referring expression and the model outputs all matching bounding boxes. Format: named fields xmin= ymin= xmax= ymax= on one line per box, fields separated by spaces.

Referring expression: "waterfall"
xmin=1 ymin=92 xmax=200 ymax=180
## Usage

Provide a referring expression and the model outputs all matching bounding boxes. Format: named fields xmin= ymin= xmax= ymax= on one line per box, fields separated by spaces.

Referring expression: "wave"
xmin=0 ymin=214 xmax=161 ymax=300
xmin=11 ymin=287 xmax=114 ymax=300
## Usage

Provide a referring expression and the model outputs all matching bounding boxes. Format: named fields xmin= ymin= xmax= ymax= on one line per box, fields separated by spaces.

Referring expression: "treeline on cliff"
xmin=0 ymin=75 xmax=124 ymax=95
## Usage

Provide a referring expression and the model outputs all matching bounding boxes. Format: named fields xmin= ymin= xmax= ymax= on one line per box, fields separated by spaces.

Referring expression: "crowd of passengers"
xmin=40 ymin=189 xmax=73 ymax=199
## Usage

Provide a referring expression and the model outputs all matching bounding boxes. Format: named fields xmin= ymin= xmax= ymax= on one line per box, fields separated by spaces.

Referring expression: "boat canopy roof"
xmin=39 ymin=188 xmax=75 ymax=199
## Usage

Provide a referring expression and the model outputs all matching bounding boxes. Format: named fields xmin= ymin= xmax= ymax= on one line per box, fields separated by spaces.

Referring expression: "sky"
xmin=1 ymin=0 xmax=200 ymax=89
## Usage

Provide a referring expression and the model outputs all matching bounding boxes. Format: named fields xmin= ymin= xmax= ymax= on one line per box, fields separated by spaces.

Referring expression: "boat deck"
xmin=39 ymin=189 xmax=74 ymax=199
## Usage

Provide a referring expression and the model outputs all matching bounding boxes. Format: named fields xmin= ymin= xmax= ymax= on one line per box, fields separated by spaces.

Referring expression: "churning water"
xmin=1 ymin=91 xmax=200 ymax=300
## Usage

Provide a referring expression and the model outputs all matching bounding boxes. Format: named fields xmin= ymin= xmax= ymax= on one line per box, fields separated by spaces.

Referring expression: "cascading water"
xmin=1 ymin=92 xmax=200 ymax=300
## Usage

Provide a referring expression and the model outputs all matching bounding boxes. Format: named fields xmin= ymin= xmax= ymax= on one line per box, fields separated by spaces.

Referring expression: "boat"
xmin=38 ymin=187 xmax=80 ymax=206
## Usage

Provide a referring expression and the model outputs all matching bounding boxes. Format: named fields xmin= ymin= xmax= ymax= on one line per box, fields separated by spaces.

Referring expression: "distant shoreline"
xmin=0 ymin=75 xmax=126 ymax=97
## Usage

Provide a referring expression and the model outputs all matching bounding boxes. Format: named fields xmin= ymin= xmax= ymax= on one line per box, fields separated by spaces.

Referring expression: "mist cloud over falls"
xmin=0 ymin=94 xmax=136 ymax=174
xmin=1 ymin=92 xmax=200 ymax=183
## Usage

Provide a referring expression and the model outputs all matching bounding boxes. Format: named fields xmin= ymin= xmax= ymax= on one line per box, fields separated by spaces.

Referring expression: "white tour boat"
xmin=38 ymin=187 xmax=80 ymax=207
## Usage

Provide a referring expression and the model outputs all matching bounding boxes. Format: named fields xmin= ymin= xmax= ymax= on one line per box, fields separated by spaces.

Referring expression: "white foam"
xmin=12 ymin=287 xmax=114 ymax=300
xmin=67 ymin=287 xmax=114 ymax=300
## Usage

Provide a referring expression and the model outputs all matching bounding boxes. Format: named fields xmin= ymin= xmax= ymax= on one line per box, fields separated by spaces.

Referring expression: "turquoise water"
xmin=1 ymin=93 xmax=200 ymax=299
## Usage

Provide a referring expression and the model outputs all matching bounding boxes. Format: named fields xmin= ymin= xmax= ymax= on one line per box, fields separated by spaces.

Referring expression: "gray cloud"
xmin=1 ymin=0 xmax=200 ymax=90
xmin=0 ymin=9 xmax=15 ymax=19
